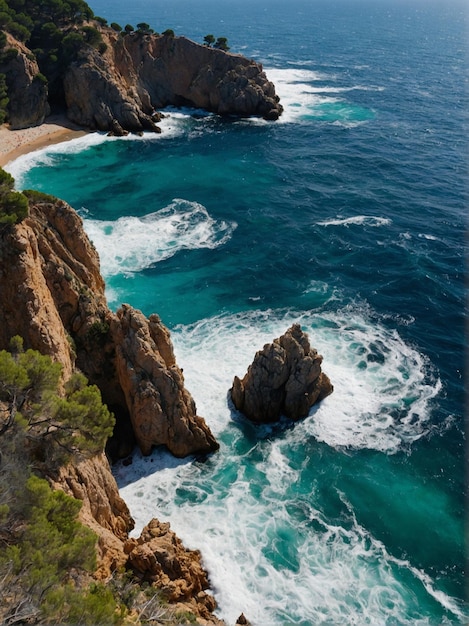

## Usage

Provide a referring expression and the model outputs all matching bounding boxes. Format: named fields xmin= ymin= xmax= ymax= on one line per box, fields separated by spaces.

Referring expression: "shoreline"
xmin=0 ymin=113 xmax=89 ymax=168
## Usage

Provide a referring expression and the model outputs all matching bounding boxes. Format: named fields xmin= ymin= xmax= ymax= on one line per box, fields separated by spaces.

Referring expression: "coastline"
xmin=0 ymin=113 xmax=88 ymax=168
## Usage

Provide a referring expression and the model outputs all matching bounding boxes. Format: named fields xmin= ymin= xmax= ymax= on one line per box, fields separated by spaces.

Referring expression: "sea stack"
xmin=231 ymin=324 xmax=333 ymax=423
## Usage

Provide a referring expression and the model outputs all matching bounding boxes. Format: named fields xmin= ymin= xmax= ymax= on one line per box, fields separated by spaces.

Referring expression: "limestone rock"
xmin=128 ymin=518 xmax=218 ymax=620
xmin=231 ymin=324 xmax=333 ymax=423
xmin=0 ymin=34 xmax=50 ymax=129
xmin=111 ymin=304 xmax=219 ymax=457
xmin=64 ymin=32 xmax=282 ymax=132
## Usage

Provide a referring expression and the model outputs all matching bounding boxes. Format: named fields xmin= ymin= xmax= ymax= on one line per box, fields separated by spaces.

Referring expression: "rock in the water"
xmin=231 ymin=324 xmax=333 ymax=423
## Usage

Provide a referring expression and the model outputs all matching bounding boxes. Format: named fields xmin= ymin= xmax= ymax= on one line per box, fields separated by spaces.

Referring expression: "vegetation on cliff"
xmin=0 ymin=0 xmax=281 ymax=130
xmin=0 ymin=338 xmax=208 ymax=624
xmin=0 ymin=0 xmax=104 ymax=103
xmin=0 ymin=337 xmax=118 ymax=624
xmin=0 ymin=167 xmax=29 ymax=226
xmin=0 ymin=176 xmax=222 ymax=624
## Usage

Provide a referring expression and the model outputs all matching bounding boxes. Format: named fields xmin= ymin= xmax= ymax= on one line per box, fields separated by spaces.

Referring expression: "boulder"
xmin=231 ymin=324 xmax=333 ymax=423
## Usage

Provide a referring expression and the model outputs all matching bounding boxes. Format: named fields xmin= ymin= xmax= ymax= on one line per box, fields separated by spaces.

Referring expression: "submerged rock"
xmin=231 ymin=324 xmax=333 ymax=423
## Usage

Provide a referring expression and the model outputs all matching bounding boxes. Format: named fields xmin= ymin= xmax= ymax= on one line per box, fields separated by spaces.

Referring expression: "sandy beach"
xmin=0 ymin=113 xmax=89 ymax=168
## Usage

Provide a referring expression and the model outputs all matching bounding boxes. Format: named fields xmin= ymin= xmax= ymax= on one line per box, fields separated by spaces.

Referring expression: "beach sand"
xmin=0 ymin=113 xmax=89 ymax=168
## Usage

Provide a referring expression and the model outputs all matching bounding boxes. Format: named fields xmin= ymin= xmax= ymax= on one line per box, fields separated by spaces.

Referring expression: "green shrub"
xmin=0 ymin=190 xmax=29 ymax=225
xmin=0 ymin=46 xmax=18 ymax=63
xmin=23 ymin=188 xmax=57 ymax=203
xmin=33 ymin=70 xmax=47 ymax=83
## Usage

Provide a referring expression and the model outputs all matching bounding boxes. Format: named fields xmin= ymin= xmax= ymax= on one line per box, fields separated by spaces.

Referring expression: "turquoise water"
xmin=8 ymin=0 xmax=468 ymax=623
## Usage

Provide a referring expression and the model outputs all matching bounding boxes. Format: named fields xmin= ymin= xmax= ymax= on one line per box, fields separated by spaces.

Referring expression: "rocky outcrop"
xmin=0 ymin=34 xmax=50 ymax=129
xmin=64 ymin=31 xmax=282 ymax=131
xmin=0 ymin=197 xmax=218 ymax=460
xmin=126 ymin=518 xmax=222 ymax=622
xmin=52 ymin=453 xmax=135 ymax=578
xmin=111 ymin=305 xmax=219 ymax=457
xmin=0 ymin=195 xmax=224 ymax=621
xmin=50 ymin=455 xmax=223 ymax=623
xmin=231 ymin=324 xmax=333 ymax=423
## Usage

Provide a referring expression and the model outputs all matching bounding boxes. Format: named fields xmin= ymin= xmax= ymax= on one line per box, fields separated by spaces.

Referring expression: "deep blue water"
xmin=8 ymin=0 xmax=468 ymax=623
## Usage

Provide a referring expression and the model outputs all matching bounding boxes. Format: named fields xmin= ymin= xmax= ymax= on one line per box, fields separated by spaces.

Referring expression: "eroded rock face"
xmin=126 ymin=518 xmax=220 ymax=621
xmin=52 ymin=457 xmax=225 ymax=624
xmin=111 ymin=305 xmax=219 ymax=457
xmin=64 ymin=32 xmax=282 ymax=132
xmin=231 ymin=324 xmax=333 ymax=423
xmin=52 ymin=453 xmax=134 ymax=578
xmin=0 ymin=198 xmax=218 ymax=459
xmin=0 ymin=34 xmax=50 ymax=129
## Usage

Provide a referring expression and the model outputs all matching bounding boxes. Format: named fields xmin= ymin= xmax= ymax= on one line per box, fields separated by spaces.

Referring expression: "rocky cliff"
xmin=0 ymin=195 xmax=218 ymax=460
xmin=231 ymin=324 xmax=333 ymax=423
xmin=0 ymin=34 xmax=50 ymax=129
xmin=0 ymin=193 xmax=224 ymax=622
xmin=1 ymin=27 xmax=282 ymax=131
xmin=51 ymin=454 xmax=224 ymax=623
xmin=64 ymin=32 xmax=282 ymax=132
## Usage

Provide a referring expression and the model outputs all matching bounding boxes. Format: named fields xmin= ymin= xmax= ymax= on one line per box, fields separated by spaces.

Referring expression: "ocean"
xmin=7 ymin=0 xmax=468 ymax=623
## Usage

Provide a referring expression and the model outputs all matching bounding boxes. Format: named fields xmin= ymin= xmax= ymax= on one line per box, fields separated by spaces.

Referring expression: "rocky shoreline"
xmin=0 ymin=17 xmax=283 ymax=624
xmin=1 ymin=27 xmax=282 ymax=135
xmin=0 ymin=193 xmax=227 ymax=623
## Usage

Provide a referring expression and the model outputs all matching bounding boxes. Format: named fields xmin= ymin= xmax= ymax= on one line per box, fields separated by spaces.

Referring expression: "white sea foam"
xmin=171 ymin=305 xmax=441 ymax=453
xmin=6 ymin=112 xmax=191 ymax=187
xmin=113 ymin=305 xmax=462 ymax=624
xmin=317 ymin=215 xmax=392 ymax=227
xmin=82 ymin=198 xmax=236 ymax=276
xmin=265 ymin=67 xmax=375 ymax=125
xmin=5 ymin=132 xmax=107 ymax=185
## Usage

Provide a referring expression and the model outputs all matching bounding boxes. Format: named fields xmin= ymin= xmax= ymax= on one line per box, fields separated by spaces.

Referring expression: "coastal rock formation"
xmin=51 ymin=453 xmax=135 ymax=578
xmin=0 ymin=196 xmax=218 ymax=460
xmin=51 ymin=456 xmax=223 ymax=621
xmin=0 ymin=34 xmax=50 ymax=129
xmin=1 ymin=27 xmax=281 ymax=132
xmin=126 ymin=519 xmax=222 ymax=622
xmin=64 ymin=33 xmax=282 ymax=132
xmin=0 ymin=193 xmax=224 ymax=621
xmin=231 ymin=324 xmax=333 ymax=423
xmin=111 ymin=305 xmax=219 ymax=457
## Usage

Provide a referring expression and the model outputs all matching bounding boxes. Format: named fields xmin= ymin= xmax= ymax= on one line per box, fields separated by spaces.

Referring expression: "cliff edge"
xmin=0 ymin=191 xmax=224 ymax=623
xmin=0 ymin=27 xmax=282 ymax=132
xmin=0 ymin=195 xmax=218 ymax=460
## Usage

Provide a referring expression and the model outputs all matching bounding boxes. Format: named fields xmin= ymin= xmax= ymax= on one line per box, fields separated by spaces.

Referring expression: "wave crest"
xmin=83 ymin=198 xmax=236 ymax=276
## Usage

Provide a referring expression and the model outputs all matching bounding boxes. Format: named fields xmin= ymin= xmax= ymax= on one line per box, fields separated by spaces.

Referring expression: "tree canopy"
xmin=0 ymin=167 xmax=29 ymax=227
